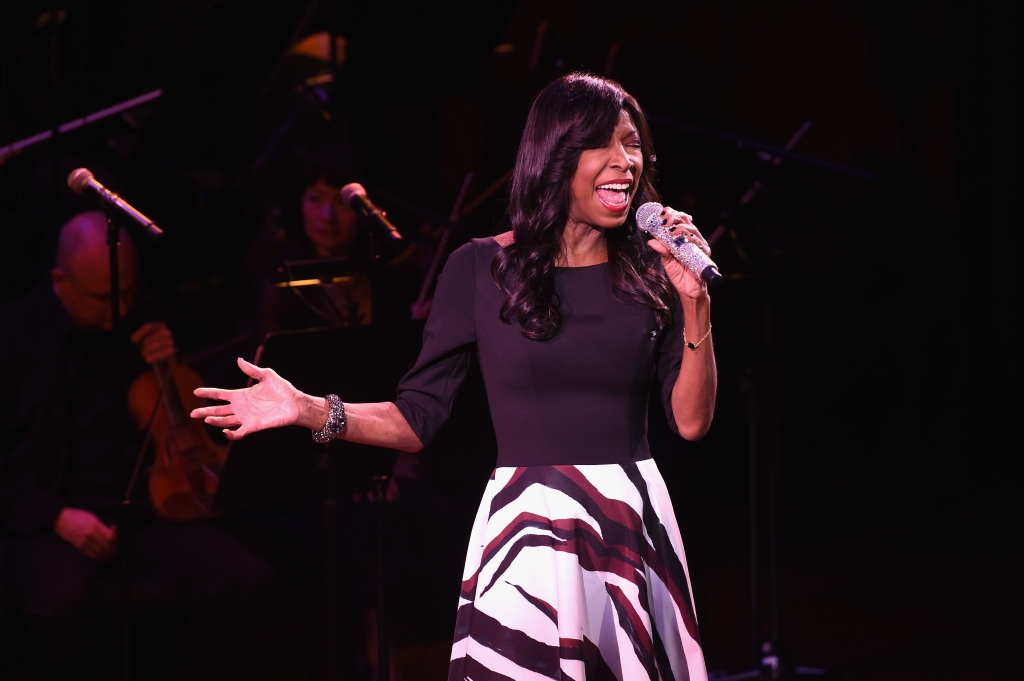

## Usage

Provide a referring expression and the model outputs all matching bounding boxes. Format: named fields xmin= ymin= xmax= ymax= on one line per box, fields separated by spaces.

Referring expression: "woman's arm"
xmin=191 ymin=358 xmax=423 ymax=452
xmin=193 ymin=244 xmax=483 ymax=453
xmin=333 ymin=401 xmax=423 ymax=452
xmin=670 ymin=294 xmax=716 ymax=440
xmin=649 ymin=208 xmax=718 ymax=440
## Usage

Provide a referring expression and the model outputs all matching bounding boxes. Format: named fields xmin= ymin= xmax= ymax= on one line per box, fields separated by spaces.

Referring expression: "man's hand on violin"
xmin=131 ymin=322 xmax=177 ymax=365
xmin=191 ymin=358 xmax=307 ymax=441
xmin=54 ymin=508 xmax=117 ymax=562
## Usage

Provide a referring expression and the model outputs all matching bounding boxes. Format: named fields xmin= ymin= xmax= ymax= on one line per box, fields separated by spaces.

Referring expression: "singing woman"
xmin=192 ymin=72 xmax=715 ymax=681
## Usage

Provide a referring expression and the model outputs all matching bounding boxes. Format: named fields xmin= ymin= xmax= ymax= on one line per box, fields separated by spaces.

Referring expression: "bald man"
xmin=51 ymin=210 xmax=172 ymax=358
xmin=0 ymin=211 xmax=275 ymax=680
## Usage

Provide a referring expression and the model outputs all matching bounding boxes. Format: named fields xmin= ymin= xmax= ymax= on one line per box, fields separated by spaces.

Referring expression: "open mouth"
xmin=596 ymin=182 xmax=631 ymax=211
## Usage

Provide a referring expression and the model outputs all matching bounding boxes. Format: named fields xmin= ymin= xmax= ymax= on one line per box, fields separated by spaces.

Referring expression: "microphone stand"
xmin=372 ymin=475 xmax=390 ymax=681
xmin=93 ymin=201 xmax=163 ymax=681
xmin=0 ymin=90 xmax=163 ymax=164
xmin=98 ymin=209 xmax=134 ymax=681
xmin=709 ymin=123 xmax=860 ymax=681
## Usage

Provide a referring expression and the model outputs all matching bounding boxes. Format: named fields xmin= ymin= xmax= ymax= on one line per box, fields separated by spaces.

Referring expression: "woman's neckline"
xmin=488 ymin=235 xmax=608 ymax=269
xmin=554 ymin=261 xmax=607 ymax=269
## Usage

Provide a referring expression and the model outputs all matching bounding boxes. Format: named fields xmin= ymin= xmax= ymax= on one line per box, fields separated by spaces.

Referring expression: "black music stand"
xmin=212 ymin=322 xmax=423 ymax=681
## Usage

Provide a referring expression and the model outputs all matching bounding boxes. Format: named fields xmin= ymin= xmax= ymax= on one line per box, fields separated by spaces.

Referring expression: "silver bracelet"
xmin=312 ymin=394 xmax=346 ymax=444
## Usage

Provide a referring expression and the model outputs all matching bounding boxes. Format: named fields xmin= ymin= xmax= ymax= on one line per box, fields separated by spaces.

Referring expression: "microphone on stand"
xmin=340 ymin=183 xmax=402 ymax=242
xmin=67 ymin=168 xmax=164 ymax=240
xmin=636 ymin=201 xmax=722 ymax=286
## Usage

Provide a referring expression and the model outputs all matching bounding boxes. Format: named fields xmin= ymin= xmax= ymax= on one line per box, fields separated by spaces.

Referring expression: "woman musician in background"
xmin=192 ymin=72 xmax=716 ymax=681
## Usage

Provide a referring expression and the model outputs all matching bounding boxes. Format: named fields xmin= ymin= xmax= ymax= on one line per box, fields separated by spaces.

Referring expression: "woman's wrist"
xmin=681 ymin=294 xmax=711 ymax=340
xmin=681 ymin=291 xmax=710 ymax=323
xmin=297 ymin=394 xmax=330 ymax=431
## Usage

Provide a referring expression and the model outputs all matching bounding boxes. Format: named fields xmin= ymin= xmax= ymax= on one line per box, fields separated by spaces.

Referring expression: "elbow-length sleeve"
xmin=656 ymin=292 xmax=686 ymax=436
xmin=394 ymin=242 xmax=478 ymax=447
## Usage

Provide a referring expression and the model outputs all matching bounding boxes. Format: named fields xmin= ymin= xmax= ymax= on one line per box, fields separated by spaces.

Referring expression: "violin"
xmin=128 ymin=361 xmax=227 ymax=521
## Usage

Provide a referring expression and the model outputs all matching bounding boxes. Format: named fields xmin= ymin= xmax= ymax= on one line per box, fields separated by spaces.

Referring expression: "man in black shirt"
xmin=0 ymin=211 xmax=276 ymax=680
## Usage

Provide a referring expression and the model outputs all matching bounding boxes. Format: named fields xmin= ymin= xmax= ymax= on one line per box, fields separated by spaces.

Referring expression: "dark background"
xmin=1 ymin=1 xmax=1020 ymax=679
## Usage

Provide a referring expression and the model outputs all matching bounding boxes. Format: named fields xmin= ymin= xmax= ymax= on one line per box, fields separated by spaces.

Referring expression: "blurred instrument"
xmin=412 ymin=171 xmax=474 ymax=318
xmin=128 ymin=361 xmax=227 ymax=521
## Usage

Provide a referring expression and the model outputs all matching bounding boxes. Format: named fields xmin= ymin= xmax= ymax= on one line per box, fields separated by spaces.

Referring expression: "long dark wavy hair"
xmin=492 ymin=73 xmax=675 ymax=340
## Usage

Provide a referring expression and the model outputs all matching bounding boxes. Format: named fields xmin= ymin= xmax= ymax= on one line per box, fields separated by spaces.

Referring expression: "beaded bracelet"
xmin=312 ymin=394 xmax=346 ymax=444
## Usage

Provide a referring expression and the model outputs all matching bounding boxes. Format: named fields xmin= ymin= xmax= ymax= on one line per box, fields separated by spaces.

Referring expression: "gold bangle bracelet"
xmin=683 ymin=324 xmax=712 ymax=351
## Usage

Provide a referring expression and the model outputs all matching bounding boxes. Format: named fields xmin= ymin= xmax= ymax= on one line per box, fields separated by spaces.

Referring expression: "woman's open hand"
xmin=190 ymin=358 xmax=307 ymax=440
xmin=647 ymin=207 xmax=711 ymax=301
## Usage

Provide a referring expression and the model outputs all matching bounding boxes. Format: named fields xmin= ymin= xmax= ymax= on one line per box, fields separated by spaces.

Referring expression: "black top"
xmin=395 ymin=237 xmax=687 ymax=467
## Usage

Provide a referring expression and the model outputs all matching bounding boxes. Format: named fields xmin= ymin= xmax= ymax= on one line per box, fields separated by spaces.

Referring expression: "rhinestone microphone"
xmin=636 ymin=202 xmax=722 ymax=287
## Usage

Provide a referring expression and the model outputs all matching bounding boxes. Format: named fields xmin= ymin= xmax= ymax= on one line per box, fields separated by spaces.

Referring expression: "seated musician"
xmin=0 ymin=211 xmax=276 ymax=680
xmin=254 ymin=159 xmax=420 ymax=337
xmin=258 ymin=166 xmax=373 ymax=333
xmin=248 ymin=162 xmax=452 ymax=676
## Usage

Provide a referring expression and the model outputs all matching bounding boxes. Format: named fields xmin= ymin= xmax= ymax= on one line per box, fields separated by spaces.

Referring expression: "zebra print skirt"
xmin=448 ymin=460 xmax=707 ymax=681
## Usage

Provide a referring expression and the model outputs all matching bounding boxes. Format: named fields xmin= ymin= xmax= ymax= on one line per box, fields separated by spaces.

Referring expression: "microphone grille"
xmin=339 ymin=182 xmax=367 ymax=203
xmin=635 ymin=202 xmax=664 ymax=234
xmin=67 ymin=168 xmax=94 ymax=194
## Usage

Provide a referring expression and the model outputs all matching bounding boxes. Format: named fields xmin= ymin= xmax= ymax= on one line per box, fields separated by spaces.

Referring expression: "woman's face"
xmin=568 ymin=109 xmax=644 ymax=230
xmin=302 ymin=177 xmax=360 ymax=257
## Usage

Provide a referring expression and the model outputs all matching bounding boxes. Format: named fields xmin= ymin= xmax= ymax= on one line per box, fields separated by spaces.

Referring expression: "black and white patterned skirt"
xmin=449 ymin=461 xmax=707 ymax=681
